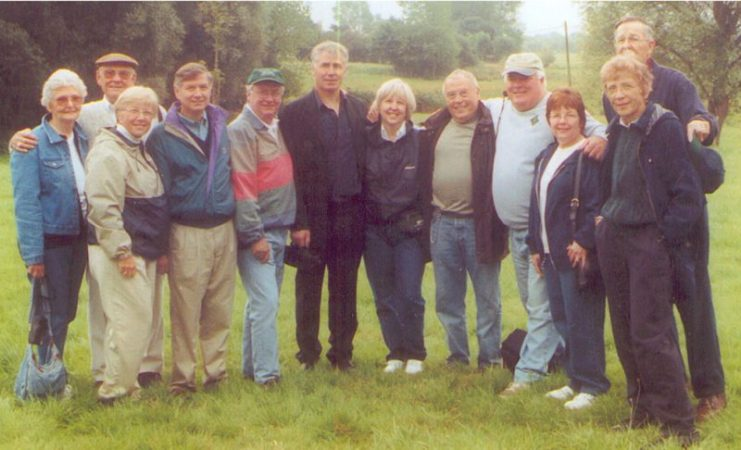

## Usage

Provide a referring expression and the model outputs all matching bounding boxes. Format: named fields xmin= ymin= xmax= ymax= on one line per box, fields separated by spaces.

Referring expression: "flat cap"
xmin=502 ymin=53 xmax=544 ymax=77
xmin=95 ymin=53 xmax=139 ymax=68
xmin=247 ymin=68 xmax=285 ymax=85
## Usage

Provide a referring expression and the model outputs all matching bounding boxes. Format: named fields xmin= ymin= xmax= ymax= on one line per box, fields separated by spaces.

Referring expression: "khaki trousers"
xmin=89 ymin=256 xmax=164 ymax=383
xmin=89 ymin=246 xmax=159 ymax=400
xmin=169 ymin=220 xmax=236 ymax=390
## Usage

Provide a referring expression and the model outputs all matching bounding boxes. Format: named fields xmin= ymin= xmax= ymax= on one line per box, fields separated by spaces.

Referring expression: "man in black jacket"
xmin=280 ymin=41 xmax=368 ymax=370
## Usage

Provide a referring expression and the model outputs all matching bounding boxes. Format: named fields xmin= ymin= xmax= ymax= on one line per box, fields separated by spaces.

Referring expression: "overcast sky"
xmin=307 ymin=0 xmax=584 ymax=35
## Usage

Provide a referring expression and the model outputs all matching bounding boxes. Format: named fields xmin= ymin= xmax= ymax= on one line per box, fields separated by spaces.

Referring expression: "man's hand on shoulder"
xmin=687 ymin=119 xmax=710 ymax=143
xmin=582 ymin=136 xmax=607 ymax=161
xmin=9 ymin=129 xmax=37 ymax=153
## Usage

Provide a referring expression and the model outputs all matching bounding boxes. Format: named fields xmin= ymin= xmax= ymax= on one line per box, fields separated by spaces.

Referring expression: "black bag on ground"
xmin=501 ymin=328 xmax=563 ymax=373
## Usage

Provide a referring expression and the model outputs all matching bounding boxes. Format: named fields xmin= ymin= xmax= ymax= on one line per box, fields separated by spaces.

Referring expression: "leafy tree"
xmin=262 ymin=2 xmax=319 ymax=67
xmin=0 ymin=19 xmax=48 ymax=144
xmin=582 ymin=1 xmax=740 ymax=137
xmin=328 ymin=1 xmax=376 ymax=62
xmin=451 ymin=2 xmax=523 ymax=62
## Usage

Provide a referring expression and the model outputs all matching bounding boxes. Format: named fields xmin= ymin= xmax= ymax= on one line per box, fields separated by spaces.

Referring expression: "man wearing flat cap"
xmin=228 ymin=68 xmax=296 ymax=386
xmin=8 ymin=52 xmax=166 ymax=389
xmin=487 ymin=53 xmax=608 ymax=396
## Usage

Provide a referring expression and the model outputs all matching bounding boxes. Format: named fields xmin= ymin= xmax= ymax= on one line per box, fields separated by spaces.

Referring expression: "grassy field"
xmin=0 ymin=59 xmax=738 ymax=449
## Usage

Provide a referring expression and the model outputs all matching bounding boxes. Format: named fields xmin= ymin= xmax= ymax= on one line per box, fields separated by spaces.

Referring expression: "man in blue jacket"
xmin=147 ymin=62 xmax=236 ymax=395
xmin=604 ymin=16 xmax=726 ymax=421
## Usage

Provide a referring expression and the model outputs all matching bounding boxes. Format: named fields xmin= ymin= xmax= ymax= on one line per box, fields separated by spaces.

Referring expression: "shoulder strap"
xmin=569 ymin=151 xmax=584 ymax=235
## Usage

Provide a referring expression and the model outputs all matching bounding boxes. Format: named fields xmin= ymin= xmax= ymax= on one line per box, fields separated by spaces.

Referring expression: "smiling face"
xmin=247 ymin=81 xmax=284 ymax=124
xmin=379 ymin=94 xmax=408 ymax=130
xmin=117 ymin=101 xmax=157 ymax=139
xmin=312 ymin=50 xmax=346 ymax=94
xmin=505 ymin=72 xmax=546 ymax=112
xmin=548 ymin=106 xmax=584 ymax=147
xmin=614 ymin=21 xmax=655 ymax=63
xmin=47 ymin=85 xmax=84 ymax=124
xmin=604 ymin=71 xmax=648 ymax=124
xmin=96 ymin=64 xmax=137 ymax=103
xmin=443 ymin=75 xmax=480 ymax=124
xmin=174 ymin=73 xmax=212 ymax=120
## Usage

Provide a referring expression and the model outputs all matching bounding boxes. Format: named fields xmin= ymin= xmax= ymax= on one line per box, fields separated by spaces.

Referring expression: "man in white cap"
xmin=487 ymin=53 xmax=607 ymax=397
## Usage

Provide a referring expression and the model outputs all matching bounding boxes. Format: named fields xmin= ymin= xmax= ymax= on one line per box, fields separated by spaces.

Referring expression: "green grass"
xmin=0 ymin=60 xmax=739 ymax=449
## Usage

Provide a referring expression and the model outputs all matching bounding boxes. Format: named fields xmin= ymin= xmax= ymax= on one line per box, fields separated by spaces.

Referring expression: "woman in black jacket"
xmin=364 ymin=79 xmax=426 ymax=375
xmin=527 ymin=88 xmax=609 ymax=409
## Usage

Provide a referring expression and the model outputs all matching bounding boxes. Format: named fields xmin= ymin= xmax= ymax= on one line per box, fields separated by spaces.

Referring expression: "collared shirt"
xmin=381 ymin=122 xmax=407 ymax=143
xmin=245 ymin=104 xmax=279 ymax=140
xmin=178 ymin=112 xmax=209 ymax=141
xmin=314 ymin=90 xmax=360 ymax=201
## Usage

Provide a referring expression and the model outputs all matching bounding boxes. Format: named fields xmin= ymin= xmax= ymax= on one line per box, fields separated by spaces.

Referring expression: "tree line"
xmin=1 ymin=1 xmax=737 ymax=143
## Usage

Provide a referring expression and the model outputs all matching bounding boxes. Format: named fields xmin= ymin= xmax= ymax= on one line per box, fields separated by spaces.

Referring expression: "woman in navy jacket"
xmin=527 ymin=88 xmax=609 ymax=409
xmin=364 ymin=79 xmax=426 ymax=375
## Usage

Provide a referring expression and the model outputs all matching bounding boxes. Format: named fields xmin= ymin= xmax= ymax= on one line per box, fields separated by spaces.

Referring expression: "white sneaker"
xmin=545 ymin=385 xmax=575 ymax=401
xmin=384 ymin=359 xmax=404 ymax=373
xmin=405 ymin=359 xmax=424 ymax=375
xmin=564 ymin=392 xmax=596 ymax=410
xmin=499 ymin=382 xmax=530 ymax=397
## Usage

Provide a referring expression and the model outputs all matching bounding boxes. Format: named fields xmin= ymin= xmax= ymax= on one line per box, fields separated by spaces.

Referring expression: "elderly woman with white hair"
xmin=11 ymin=69 xmax=89 ymax=364
xmin=84 ymin=86 xmax=169 ymax=403
xmin=364 ymin=78 xmax=427 ymax=375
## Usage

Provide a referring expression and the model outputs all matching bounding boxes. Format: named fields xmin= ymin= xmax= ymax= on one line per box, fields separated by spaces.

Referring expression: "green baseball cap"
xmin=246 ymin=68 xmax=285 ymax=85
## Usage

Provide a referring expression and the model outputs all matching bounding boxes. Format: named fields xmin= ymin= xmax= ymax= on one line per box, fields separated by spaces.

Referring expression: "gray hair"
xmin=615 ymin=15 xmax=655 ymax=41
xmin=114 ymin=86 xmax=159 ymax=115
xmin=442 ymin=69 xmax=480 ymax=96
xmin=40 ymin=69 xmax=87 ymax=108
xmin=371 ymin=78 xmax=417 ymax=120
xmin=311 ymin=41 xmax=349 ymax=66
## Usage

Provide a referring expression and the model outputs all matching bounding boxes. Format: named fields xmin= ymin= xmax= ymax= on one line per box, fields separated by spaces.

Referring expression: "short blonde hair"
xmin=40 ymin=69 xmax=87 ymax=108
xmin=442 ymin=69 xmax=480 ymax=96
xmin=600 ymin=55 xmax=654 ymax=96
xmin=371 ymin=78 xmax=416 ymax=120
xmin=311 ymin=41 xmax=349 ymax=66
xmin=174 ymin=62 xmax=213 ymax=88
xmin=114 ymin=86 xmax=159 ymax=117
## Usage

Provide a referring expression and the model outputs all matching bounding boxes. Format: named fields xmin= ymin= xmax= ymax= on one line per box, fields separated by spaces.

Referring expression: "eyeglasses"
xmin=54 ymin=95 xmax=84 ymax=106
xmin=120 ymin=108 xmax=155 ymax=119
xmin=101 ymin=69 xmax=135 ymax=80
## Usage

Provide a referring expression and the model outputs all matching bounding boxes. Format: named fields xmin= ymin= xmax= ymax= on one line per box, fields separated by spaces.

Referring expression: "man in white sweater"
xmin=488 ymin=53 xmax=607 ymax=396
xmin=9 ymin=53 xmax=166 ymax=388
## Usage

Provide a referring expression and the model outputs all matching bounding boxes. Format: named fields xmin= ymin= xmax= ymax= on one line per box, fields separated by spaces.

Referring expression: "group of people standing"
xmin=10 ymin=15 xmax=725 ymax=446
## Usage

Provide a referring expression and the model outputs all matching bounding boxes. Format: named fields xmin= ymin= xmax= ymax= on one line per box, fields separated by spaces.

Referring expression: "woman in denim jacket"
xmin=11 ymin=69 xmax=89 ymax=363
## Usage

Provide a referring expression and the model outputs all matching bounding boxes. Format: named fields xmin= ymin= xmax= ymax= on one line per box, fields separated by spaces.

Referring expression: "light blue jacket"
xmin=11 ymin=114 xmax=89 ymax=265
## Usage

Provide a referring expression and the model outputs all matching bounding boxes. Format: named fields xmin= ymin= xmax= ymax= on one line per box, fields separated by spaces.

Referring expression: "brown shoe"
xmin=696 ymin=393 xmax=727 ymax=422
xmin=137 ymin=372 xmax=162 ymax=388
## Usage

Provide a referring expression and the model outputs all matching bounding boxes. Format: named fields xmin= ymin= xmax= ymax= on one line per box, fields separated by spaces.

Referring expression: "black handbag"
xmin=570 ymin=152 xmax=600 ymax=291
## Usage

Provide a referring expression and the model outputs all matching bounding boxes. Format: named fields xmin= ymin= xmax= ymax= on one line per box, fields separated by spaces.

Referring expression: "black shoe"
xmin=137 ymin=372 xmax=162 ymax=388
xmin=332 ymin=360 xmax=354 ymax=371
xmin=260 ymin=377 xmax=281 ymax=389
xmin=299 ymin=361 xmax=316 ymax=371
xmin=612 ymin=412 xmax=654 ymax=431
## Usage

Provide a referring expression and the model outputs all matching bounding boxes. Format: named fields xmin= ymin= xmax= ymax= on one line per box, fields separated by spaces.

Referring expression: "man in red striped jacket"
xmin=228 ymin=68 xmax=296 ymax=386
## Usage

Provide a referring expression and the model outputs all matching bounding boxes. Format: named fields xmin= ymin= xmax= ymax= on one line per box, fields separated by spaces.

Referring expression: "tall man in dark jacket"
xmin=418 ymin=69 xmax=508 ymax=369
xmin=280 ymin=41 xmax=368 ymax=370
xmin=604 ymin=16 xmax=726 ymax=420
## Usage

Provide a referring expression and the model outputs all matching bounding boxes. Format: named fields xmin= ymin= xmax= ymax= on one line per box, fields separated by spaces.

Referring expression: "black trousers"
xmin=596 ymin=220 xmax=694 ymax=434
xmin=675 ymin=206 xmax=724 ymax=398
xmin=295 ymin=199 xmax=363 ymax=365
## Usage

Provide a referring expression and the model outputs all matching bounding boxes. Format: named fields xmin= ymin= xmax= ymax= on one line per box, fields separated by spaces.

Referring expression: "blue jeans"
xmin=39 ymin=236 xmax=87 ymax=364
xmin=544 ymin=256 xmax=610 ymax=395
xmin=431 ymin=213 xmax=501 ymax=366
xmin=364 ymin=225 xmax=426 ymax=361
xmin=237 ymin=228 xmax=287 ymax=383
xmin=509 ymin=228 xmax=562 ymax=383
